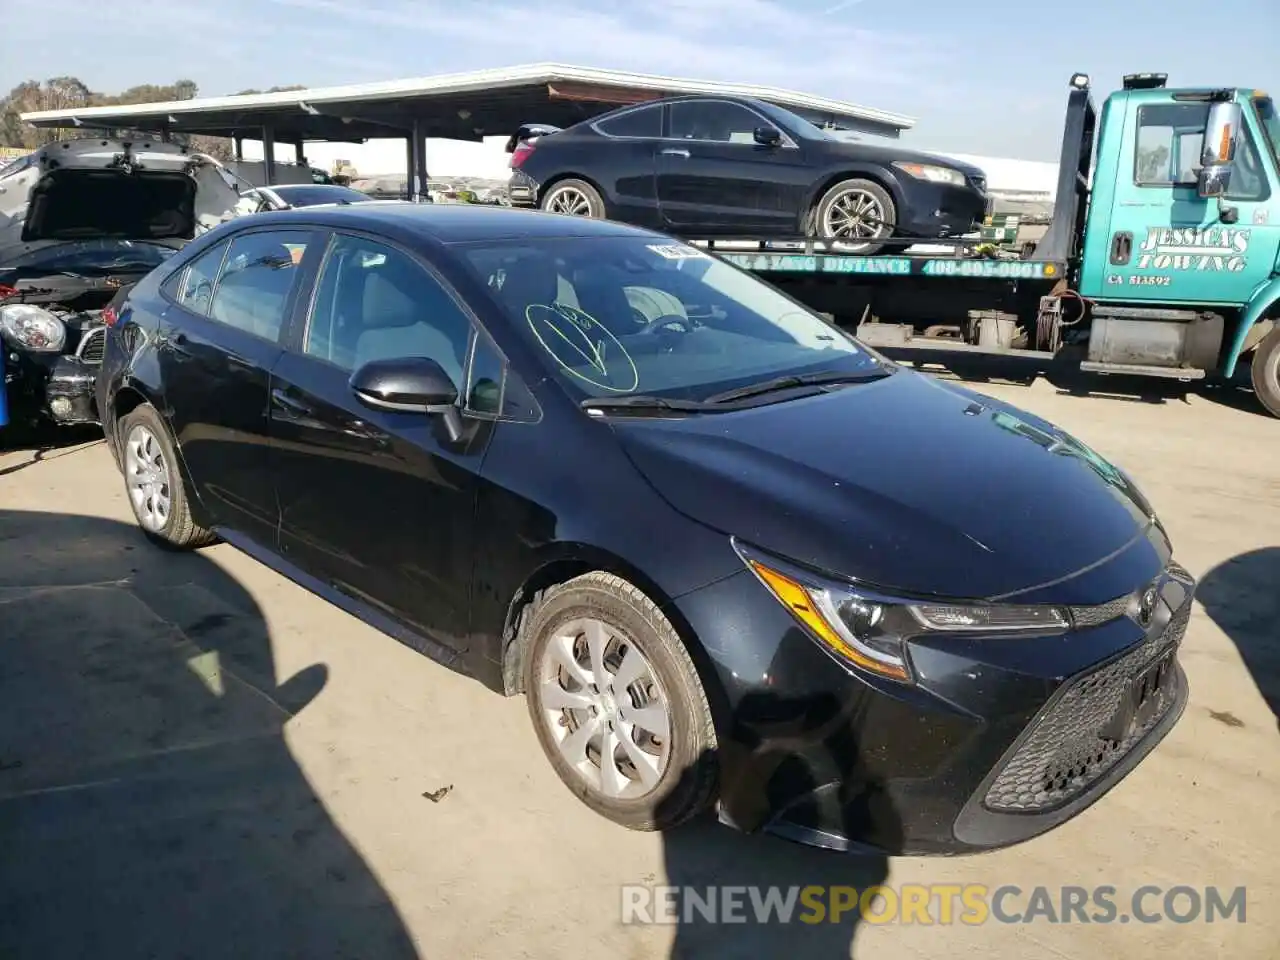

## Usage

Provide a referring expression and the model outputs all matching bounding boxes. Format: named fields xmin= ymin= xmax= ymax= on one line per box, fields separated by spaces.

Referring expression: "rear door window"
xmin=171 ymin=238 xmax=231 ymax=315
xmin=595 ymin=104 xmax=662 ymax=139
xmin=207 ymin=230 xmax=311 ymax=340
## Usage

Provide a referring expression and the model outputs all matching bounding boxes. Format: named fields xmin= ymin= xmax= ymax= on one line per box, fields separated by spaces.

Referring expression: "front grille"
xmin=983 ymin=598 xmax=1191 ymax=814
xmin=1070 ymin=593 xmax=1133 ymax=628
xmin=76 ymin=326 xmax=106 ymax=364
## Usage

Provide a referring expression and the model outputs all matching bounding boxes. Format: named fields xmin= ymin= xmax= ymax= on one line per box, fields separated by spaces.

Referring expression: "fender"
xmin=1223 ymin=275 xmax=1280 ymax=377
xmin=803 ymin=163 xmax=907 ymax=228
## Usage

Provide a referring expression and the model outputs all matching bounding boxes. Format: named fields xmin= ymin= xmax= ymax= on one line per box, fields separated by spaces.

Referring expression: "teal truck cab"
xmin=709 ymin=74 xmax=1280 ymax=416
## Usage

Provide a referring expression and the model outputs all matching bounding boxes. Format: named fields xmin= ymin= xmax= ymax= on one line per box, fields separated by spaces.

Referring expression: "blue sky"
xmin=4 ymin=0 xmax=1277 ymax=160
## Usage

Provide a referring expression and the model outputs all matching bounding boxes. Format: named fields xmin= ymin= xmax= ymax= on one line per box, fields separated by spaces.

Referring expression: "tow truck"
xmin=700 ymin=74 xmax=1280 ymax=417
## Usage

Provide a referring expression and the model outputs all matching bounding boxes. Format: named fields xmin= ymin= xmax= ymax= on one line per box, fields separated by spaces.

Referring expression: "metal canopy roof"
xmin=19 ymin=63 xmax=916 ymax=143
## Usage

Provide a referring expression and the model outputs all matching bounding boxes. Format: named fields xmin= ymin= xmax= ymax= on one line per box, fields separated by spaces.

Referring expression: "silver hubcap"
xmin=546 ymin=186 xmax=594 ymax=217
xmin=125 ymin=424 xmax=172 ymax=532
xmin=822 ymin=188 xmax=887 ymax=248
xmin=537 ymin=618 xmax=672 ymax=800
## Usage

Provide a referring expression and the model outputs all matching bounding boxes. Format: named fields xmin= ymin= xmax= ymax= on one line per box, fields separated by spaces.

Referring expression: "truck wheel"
xmin=1251 ymin=325 xmax=1280 ymax=418
xmin=119 ymin=404 xmax=217 ymax=549
xmin=540 ymin=178 xmax=605 ymax=219
xmin=523 ymin=572 xmax=718 ymax=831
xmin=811 ymin=178 xmax=897 ymax=255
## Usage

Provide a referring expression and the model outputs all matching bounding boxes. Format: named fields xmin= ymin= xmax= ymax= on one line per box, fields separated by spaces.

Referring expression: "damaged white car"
xmin=0 ymin=138 xmax=238 ymax=430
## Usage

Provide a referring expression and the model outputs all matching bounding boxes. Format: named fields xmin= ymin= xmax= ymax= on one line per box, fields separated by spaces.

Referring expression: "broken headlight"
xmin=0 ymin=303 xmax=66 ymax=353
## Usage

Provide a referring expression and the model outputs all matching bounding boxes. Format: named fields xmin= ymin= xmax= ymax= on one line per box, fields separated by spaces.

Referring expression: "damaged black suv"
xmin=0 ymin=139 xmax=237 ymax=431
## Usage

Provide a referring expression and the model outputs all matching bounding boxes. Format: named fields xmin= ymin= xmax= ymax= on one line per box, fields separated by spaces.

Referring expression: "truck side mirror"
xmin=1197 ymin=101 xmax=1243 ymax=199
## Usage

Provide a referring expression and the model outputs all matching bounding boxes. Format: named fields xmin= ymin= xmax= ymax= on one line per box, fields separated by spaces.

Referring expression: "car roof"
xmin=242 ymin=202 xmax=661 ymax=243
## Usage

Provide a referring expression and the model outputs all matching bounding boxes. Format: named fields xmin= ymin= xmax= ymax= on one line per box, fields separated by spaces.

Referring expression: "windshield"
xmin=0 ymin=239 xmax=178 ymax=277
xmin=273 ymin=184 xmax=371 ymax=206
xmin=759 ymin=102 xmax=836 ymax=141
xmin=457 ymin=236 xmax=885 ymax=403
xmin=1253 ymin=96 xmax=1280 ymax=167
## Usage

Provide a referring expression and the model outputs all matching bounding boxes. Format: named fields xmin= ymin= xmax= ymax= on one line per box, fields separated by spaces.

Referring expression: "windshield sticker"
xmin=526 ymin=303 xmax=639 ymax=393
xmin=646 ymin=243 xmax=709 ymax=261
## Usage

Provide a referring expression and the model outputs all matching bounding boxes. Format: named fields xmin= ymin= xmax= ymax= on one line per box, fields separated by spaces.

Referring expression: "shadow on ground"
xmin=1198 ymin=547 xmax=1280 ymax=731
xmin=0 ymin=508 xmax=417 ymax=958
xmin=659 ymin=667 xmax=897 ymax=958
xmin=0 ymin=424 xmax=104 ymax=476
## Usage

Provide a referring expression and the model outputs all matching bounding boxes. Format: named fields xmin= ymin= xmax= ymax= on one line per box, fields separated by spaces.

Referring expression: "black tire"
xmin=539 ymin=178 xmax=606 ymax=219
xmin=1252 ymin=325 xmax=1280 ymax=418
xmin=809 ymin=177 xmax=897 ymax=255
xmin=118 ymin=403 xmax=217 ymax=549
xmin=522 ymin=572 xmax=717 ymax=831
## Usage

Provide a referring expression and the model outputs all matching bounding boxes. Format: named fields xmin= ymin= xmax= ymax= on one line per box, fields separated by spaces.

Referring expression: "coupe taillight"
xmin=510 ymin=142 xmax=535 ymax=169
xmin=101 ymin=305 xmax=120 ymax=327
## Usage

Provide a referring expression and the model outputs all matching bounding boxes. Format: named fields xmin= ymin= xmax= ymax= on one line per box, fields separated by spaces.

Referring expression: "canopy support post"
xmin=262 ymin=125 xmax=276 ymax=185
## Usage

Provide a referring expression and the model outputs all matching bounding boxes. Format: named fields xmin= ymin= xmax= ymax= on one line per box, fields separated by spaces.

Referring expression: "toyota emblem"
xmin=1137 ymin=585 xmax=1158 ymax=627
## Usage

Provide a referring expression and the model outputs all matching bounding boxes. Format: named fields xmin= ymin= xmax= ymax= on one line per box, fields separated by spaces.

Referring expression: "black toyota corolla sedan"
xmin=97 ymin=204 xmax=1192 ymax=855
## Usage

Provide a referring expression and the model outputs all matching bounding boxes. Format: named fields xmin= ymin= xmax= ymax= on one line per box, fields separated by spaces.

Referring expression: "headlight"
xmin=734 ymin=540 xmax=1069 ymax=683
xmin=0 ymin=303 xmax=66 ymax=353
xmin=892 ymin=161 xmax=968 ymax=187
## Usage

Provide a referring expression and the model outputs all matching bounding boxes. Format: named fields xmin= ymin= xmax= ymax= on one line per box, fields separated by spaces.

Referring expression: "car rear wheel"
xmin=120 ymin=404 xmax=216 ymax=549
xmin=1251 ymin=324 xmax=1280 ymax=418
xmin=540 ymin=178 xmax=605 ymax=219
xmin=523 ymin=572 xmax=717 ymax=830
xmin=811 ymin=178 xmax=897 ymax=255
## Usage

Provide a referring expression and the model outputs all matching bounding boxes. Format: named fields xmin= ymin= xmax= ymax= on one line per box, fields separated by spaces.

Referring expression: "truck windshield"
xmin=1254 ymin=96 xmax=1280 ymax=167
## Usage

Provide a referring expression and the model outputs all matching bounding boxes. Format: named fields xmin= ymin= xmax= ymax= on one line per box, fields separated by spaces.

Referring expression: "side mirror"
xmin=753 ymin=126 xmax=783 ymax=147
xmin=350 ymin=356 xmax=464 ymax=441
xmin=1197 ymin=101 xmax=1243 ymax=199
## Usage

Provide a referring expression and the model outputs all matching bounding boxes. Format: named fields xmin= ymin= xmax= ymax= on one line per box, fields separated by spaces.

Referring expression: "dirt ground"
xmin=0 ymin=375 xmax=1276 ymax=959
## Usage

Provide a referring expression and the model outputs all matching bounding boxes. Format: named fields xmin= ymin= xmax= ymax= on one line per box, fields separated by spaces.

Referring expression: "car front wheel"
xmin=523 ymin=572 xmax=718 ymax=830
xmin=811 ymin=177 xmax=897 ymax=255
xmin=119 ymin=403 xmax=217 ymax=549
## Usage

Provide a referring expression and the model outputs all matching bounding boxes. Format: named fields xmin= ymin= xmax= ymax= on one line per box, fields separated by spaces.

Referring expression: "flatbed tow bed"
xmin=684 ymin=73 xmax=1280 ymax=415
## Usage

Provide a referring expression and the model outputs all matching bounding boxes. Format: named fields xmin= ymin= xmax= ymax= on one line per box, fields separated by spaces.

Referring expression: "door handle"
xmin=271 ymin=388 xmax=312 ymax=416
xmin=661 ymin=148 xmax=691 ymax=158
xmin=226 ymin=352 xmax=256 ymax=369
xmin=1110 ymin=231 xmax=1133 ymax=265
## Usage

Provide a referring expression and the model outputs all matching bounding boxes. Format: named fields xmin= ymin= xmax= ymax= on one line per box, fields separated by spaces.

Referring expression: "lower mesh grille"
xmin=983 ymin=599 xmax=1190 ymax=813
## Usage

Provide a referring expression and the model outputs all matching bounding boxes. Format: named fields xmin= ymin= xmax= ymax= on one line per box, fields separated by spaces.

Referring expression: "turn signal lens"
xmin=745 ymin=559 xmax=911 ymax=682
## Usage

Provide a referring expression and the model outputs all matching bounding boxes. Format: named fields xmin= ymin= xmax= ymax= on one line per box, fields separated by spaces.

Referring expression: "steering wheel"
xmin=635 ymin=313 xmax=696 ymax=337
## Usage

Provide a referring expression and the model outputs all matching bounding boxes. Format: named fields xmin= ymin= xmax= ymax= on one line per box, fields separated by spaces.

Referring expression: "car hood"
xmin=814 ymin=138 xmax=987 ymax=180
xmin=611 ymin=371 xmax=1158 ymax=601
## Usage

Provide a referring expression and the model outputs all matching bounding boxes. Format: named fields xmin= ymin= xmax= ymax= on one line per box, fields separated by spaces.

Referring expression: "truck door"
xmin=1087 ymin=97 xmax=1279 ymax=304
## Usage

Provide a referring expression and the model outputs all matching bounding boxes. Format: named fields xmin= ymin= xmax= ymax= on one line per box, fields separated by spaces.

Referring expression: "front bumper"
xmin=1 ymin=326 xmax=105 ymax=428
xmin=895 ymin=178 xmax=989 ymax=241
xmin=675 ymin=556 xmax=1194 ymax=856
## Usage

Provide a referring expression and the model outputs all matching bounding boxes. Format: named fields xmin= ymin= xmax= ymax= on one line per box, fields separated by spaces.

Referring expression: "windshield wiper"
xmin=580 ymin=395 xmax=715 ymax=414
xmin=704 ymin=368 xmax=893 ymax=405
